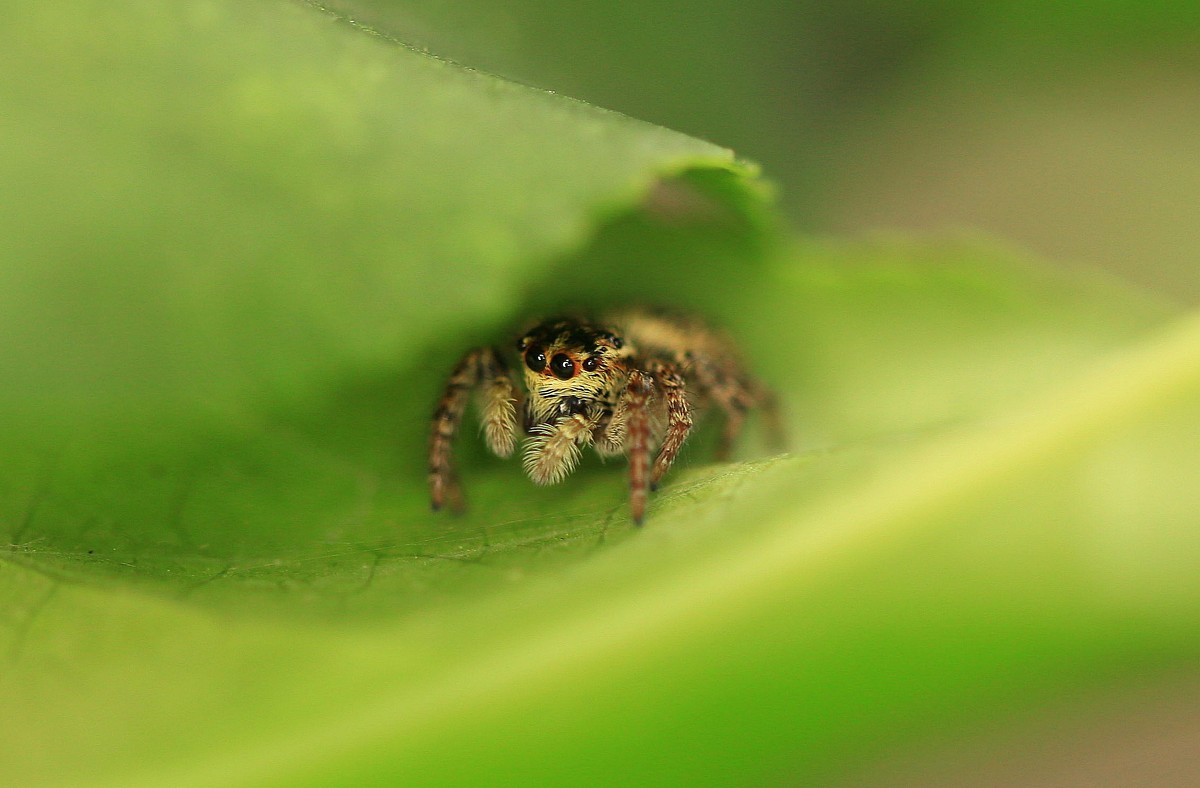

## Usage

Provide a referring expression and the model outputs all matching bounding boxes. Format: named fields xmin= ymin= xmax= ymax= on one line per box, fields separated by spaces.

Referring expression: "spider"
xmin=428 ymin=309 xmax=780 ymax=524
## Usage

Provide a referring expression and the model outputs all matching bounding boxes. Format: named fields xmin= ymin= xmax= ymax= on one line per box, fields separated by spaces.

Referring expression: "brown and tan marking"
xmin=428 ymin=309 xmax=780 ymax=524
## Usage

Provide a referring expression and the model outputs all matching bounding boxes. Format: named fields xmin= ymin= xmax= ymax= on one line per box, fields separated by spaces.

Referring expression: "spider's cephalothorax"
xmin=428 ymin=310 xmax=780 ymax=524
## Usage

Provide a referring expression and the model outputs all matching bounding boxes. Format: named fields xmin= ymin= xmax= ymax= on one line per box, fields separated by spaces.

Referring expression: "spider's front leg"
xmin=428 ymin=346 xmax=518 ymax=512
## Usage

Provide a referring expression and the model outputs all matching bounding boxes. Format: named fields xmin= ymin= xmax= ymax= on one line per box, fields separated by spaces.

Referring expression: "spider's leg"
xmin=693 ymin=354 xmax=772 ymax=461
xmin=594 ymin=401 xmax=626 ymax=456
xmin=623 ymin=369 xmax=655 ymax=525
xmin=687 ymin=355 xmax=739 ymax=461
xmin=595 ymin=362 xmax=641 ymax=457
xmin=751 ymin=382 xmax=787 ymax=453
xmin=429 ymin=348 xmax=484 ymax=512
xmin=649 ymin=361 xmax=692 ymax=489
xmin=717 ymin=402 xmax=748 ymax=461
xmin=522 ymin=413 xmax=595 ymax=485
xmin=477 ymin=346 xmax=519 ymax=458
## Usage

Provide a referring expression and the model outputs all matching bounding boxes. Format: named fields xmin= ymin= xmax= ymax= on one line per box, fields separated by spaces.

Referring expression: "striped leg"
xmin=428 ymin=346 xmax=516 ymax=512
xmin=624 ymin=369 xmax=654 ymax=525
xmin=690 ymin=355 xmax=753 ymax=461
xmin=649 ymin=362 xmax=692 ymax=488
xmin=752 ymin=384 xmax=786 ymax=453
xmin=716 ymin=400 xmax=748 ymax=462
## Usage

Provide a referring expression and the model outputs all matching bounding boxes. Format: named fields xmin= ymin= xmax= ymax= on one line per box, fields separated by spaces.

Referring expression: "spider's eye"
xmin=582 ymin=356 xmax=600 ymax=372
xmin=524 ymin=345 xmax=547 ymax=373
xmin=550 ymin=353 xmax=575 ymax=380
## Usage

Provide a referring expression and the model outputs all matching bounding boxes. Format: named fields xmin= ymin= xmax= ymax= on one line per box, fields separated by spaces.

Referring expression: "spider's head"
xmin=516 ymin=318 xmax=628 ymax=420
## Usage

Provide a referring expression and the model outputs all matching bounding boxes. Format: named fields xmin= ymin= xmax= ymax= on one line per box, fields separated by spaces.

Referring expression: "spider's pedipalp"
xmin=523 ymin=413 xmax=594 ymax=485
xmin=477 ymin=349 xmax=519 ymax=457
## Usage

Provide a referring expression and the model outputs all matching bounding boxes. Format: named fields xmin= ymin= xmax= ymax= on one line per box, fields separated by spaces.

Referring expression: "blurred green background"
xmin=332 ymin=0 xmax=1200 ymax=299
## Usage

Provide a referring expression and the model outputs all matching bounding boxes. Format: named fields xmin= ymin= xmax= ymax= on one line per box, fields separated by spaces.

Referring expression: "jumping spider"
xmin=429 ymin=309 xmax=780 ymax=524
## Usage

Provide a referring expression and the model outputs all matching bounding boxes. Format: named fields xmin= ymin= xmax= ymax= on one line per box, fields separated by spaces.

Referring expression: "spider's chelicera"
xmin=429 ymin=309 xmax=780 ymax=524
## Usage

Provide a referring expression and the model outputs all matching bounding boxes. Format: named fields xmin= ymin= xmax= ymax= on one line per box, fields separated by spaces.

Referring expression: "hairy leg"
xmin=688 ymin=354 xmax=749 ymax=461
xmin=429 ymin=351 xmax=477 ymax=512
xmin=593 ymin=400 xmax=627 ymax=457
xmin=751 ymin=383 xmax=786 ymax=453
xmin=477 ymin=348 xmax=519 ymax=457
xmin=649 ymin=361 xmax=692 ymax=488
xmin=429 ymin=346 xmax=515 ymax=512
xmin=623 ymin=369 xmax=654 ymax=525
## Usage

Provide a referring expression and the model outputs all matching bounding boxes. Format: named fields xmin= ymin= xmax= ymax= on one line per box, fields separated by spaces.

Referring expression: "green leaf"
xmin=3 ymin=1 xmax=1200 ymax=786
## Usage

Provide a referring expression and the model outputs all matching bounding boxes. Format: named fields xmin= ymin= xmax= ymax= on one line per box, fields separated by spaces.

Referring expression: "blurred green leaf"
xmin=3 ymin=1 xmax=1200 ymax=786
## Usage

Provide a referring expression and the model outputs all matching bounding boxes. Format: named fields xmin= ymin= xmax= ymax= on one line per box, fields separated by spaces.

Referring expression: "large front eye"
xmin=550 ymin=353 xmax=575 ymax=380
xmin=524 ymin=345 xmax=546 ymax=373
